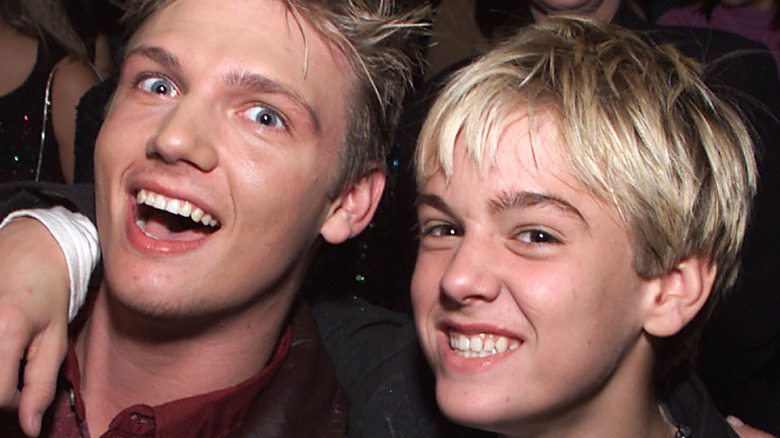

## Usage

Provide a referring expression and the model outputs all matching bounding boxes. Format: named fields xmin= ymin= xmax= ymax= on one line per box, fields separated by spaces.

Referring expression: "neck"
xmin=75 ymin=284 xmax=294 ymax=436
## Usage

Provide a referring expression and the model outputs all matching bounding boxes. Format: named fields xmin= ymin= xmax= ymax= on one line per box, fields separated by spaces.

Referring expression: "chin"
xmin=436 ymin=382 xmax=511 ymax=432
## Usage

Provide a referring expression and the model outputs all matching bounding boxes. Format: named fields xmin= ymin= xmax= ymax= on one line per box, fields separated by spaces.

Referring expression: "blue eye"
xmin=137 ymin=76 xmax=179 ymax=97
xmin=243 ymin=105 xmax=285 ymax=129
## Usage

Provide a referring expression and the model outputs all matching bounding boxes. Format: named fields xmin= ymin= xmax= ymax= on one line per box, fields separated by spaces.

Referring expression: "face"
xmin=412 ymin=113 xmax=655 ymax=435
xmin=528 ymin=0 xmax=621 ymax=22
xmin=94 ymin=0 xmax=354 ymax=319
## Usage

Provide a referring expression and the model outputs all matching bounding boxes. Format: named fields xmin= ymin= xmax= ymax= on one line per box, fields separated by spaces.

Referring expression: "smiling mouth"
xmin=448 ymin=330 xmax=521 ymax=358
xmin=135 ymin=189 xmax=220 ymax=241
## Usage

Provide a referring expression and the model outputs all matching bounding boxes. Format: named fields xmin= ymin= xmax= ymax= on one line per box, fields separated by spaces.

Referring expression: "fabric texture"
xmin=657 ymin=4 xmax=780 ymax=78
xmin=663 ymin=374 xmax=740 ymax=438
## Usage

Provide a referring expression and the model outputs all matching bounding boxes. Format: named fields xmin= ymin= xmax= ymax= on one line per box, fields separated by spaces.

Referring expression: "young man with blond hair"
xmin=412 ymin=17 xmax=757 ymax=436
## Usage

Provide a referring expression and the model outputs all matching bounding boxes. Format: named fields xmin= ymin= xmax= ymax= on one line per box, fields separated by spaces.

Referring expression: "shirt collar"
xmin=62 ymin=323 xmax=292 ymax=438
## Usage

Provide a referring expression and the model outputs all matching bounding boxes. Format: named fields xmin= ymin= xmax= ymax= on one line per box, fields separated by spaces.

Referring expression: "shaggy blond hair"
xmin=416 ymin=17 xmax=757 ymax=390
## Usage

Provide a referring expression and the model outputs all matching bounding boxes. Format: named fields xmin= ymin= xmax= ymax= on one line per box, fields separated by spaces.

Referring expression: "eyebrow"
xmin=125 ymin=46 xmax=181 ymax=71
xmin=125 ymin=45 xmax=321 ymax=134
xmin=417 ymin=193 xmax=457 ymax=218
xmin=490 ymin=190 xmax=587 ymax=225
xmin=418 ymin=190 xmax=589 ymax=231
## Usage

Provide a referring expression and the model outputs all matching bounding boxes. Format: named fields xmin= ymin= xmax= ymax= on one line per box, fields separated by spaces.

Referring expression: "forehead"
xmin=430 ymin=113 xmax=614 ymax=215
xmin=129 ymin=0 xmax=354 ymax=137
xmin=457 ymin=113 xmax=571 ymax=192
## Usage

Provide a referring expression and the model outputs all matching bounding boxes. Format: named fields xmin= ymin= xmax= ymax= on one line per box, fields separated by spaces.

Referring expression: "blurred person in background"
xmin=0 ymin=0 xmax=101 ymax=183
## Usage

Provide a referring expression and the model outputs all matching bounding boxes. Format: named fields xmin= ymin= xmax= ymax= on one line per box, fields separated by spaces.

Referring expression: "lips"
xmin=134 ymin=188 xmax=220 ymax=242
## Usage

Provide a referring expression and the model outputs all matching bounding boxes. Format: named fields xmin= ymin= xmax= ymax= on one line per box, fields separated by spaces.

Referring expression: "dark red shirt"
xmin=37 ymin=325 xmax=291 ymax=438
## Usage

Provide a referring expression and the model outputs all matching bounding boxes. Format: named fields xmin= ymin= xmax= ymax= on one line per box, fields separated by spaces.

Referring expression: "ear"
xmin=319 ymin=168 xmax=386 ymax=244
xmin=642 ymin=257 xmax=717 ymax=338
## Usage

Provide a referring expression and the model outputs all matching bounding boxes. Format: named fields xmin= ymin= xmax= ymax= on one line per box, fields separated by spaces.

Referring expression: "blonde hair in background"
xmin=416 ymin=17 xmax=757 ymax=391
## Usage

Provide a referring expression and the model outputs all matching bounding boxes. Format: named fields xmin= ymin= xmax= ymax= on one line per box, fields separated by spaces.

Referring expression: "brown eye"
xmin=422 ymin=223 xmax=460 ymax=238
xmin=518 ymin=229 xmax=560 ymax=244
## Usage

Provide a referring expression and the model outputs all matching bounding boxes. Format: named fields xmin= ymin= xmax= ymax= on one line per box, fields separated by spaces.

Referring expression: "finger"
xmin=727 ymin=416 xmax=777 ymax=438
xmin=0 ymin=308 xmax=30 ymax=409
xmin=18 ymin=330 xmax=68 ymax=438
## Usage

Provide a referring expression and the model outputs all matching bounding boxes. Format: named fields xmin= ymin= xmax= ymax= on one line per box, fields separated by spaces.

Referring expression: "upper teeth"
xmin=449 ymin=331 xmax=520 ymax=358
xmin=136 ymin=189 xmax=220 ymax=227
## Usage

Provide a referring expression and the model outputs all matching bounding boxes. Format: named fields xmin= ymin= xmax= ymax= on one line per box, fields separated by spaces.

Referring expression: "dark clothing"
xmin=73 ymin=79 xmax=116 ymax=184
xmin=664 ymin=374 xmax=740 ymax=438
xmin=307 ymin=292 xmax=486 ymax=438
xmin=0 ymin=41 xmax=67 ymax=183
xmin=0 ymin=299 xmax=349 ymax=438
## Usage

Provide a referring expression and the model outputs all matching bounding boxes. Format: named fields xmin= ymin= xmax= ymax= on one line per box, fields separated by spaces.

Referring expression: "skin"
xmin=50 ymin=57 xmax=101 ymax=183
xmin=412 ymin=114 xmax=681 ymax=437
xmin=528 ymin=0 xmax=622 ymax=23
xmin=0 ymin=220 xmax=69 ymax=436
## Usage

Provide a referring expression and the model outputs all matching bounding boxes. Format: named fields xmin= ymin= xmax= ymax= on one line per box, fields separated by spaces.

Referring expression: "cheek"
xmin=410 ymin=253 xmax=444 ymax=314
xmin=410 ymin=253 xmax=448 ymax=357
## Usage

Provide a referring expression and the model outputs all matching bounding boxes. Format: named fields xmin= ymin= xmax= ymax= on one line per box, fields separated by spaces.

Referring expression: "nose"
xmin=147 ymin=96 xmax=219 ymax=171
xmin=439 ymin=235 xmax=501 ymax=305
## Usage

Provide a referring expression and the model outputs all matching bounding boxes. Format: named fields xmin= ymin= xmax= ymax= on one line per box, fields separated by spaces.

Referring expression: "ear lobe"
xmin=642 ymin=257 xmax=717 ymax=338
xmin=319 ymin=169 xmax=386 ymax=244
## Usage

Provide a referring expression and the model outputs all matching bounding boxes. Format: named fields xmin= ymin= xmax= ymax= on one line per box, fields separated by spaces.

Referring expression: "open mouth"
xmin=134 ymin=189 xmax=220 ymax=241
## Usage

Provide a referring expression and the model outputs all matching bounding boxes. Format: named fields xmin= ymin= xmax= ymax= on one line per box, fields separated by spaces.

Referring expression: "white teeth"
xmin=153 ymin=196 xmax=166 ymax=210
xmin=470 ymin=336 xmax=483 ymax=352
xmin=448 ymin=331 xmax=520 ymax=358
xmin=165 ymin=199 xmax=180 ymax=214
xmin=136 ymin=189 xmax=220 ymax=228
xmin=496 ymin=336 xmax=508 ymax=353
xmin=191 ymin=208 xmax=204 ymax=223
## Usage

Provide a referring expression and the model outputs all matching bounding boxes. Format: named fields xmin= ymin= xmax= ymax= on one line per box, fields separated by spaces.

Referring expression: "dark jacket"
xmin=233 ymin=300 xmax=349 ymax=438
xmin=664 ymin=374 xmax=740 ymax=438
